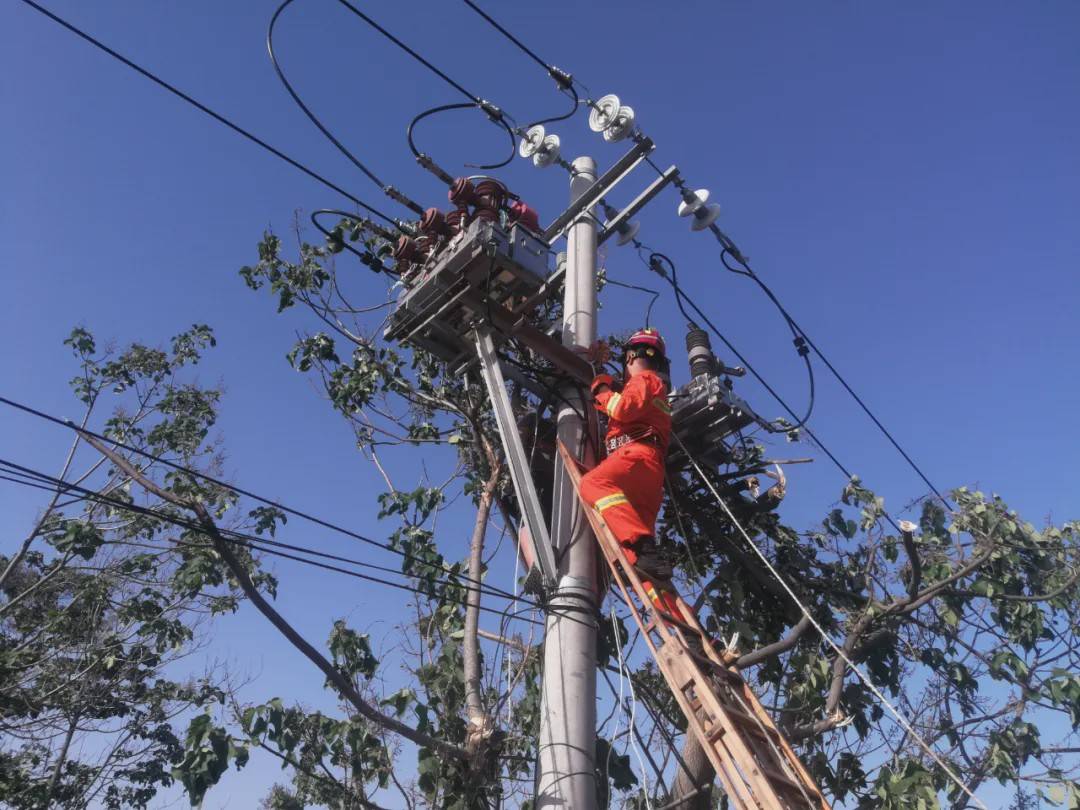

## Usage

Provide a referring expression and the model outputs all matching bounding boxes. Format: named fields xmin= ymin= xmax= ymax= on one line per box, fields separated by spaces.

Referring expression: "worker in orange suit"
xmin=580 ymin=328 xmax=674 ymax=593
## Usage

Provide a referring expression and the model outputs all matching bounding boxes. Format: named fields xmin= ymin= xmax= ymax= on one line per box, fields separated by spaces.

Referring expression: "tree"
xmin=0 ymin=325 xmax=249 ymax=809
xmin=140 ymin=218 xmax=1080 ymax=807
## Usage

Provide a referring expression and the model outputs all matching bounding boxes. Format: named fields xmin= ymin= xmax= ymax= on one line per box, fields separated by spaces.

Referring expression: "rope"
xmin=611 ymin=605 xmax=654 ymax=809
xmin=673 ymin=433 xmax=987 ymax=808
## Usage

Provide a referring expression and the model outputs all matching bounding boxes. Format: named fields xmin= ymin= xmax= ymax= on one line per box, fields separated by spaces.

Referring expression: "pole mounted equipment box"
xmin=667 ymin=372 xmax=772 ymax=472
xmin=384 ymin=218 xmax=550 ymax=371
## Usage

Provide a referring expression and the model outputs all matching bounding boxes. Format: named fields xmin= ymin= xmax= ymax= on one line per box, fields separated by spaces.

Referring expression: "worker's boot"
xmin=628 ymin=536 xmax=673 ymax=586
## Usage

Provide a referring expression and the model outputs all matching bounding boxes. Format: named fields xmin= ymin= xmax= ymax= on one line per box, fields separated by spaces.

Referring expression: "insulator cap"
xmin=420 ymin=207 xmax=449 ymax=237
xmin=473 ymin=180 xmax=507 ymax=211
xmin=445 ymin=208 xmax=470 ymax=235
xmin=393 ymin=235 xmax=417 ymax=261
xmin=448 ymin=177 xmax=476 ymax=208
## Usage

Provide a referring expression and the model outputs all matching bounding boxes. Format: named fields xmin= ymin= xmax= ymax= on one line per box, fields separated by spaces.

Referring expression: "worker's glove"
xmin=590 ymin=373 xmax=615 ymax=395
xmin=573 ymin=340 xmax=613 ymax=370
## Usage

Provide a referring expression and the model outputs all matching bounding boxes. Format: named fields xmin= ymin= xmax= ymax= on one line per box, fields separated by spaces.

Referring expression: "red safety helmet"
xmin=624 ymin=327 xmax=666 ymax=359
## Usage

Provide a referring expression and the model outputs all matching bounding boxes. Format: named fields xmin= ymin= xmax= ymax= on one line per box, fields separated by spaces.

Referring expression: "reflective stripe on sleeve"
xmin=604 ymin=392 xmax=623 ymax=417
xmin=652 ymin=397 xmax=672 ymax=415
xmin=594 ymin=492 xmax=629 ymax=512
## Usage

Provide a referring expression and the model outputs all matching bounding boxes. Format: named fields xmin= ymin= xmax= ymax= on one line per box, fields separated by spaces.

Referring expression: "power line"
xmin=15 ymin=0 xmax=402 ymax=230
xmin=0 ymin=456 xmax=544 ymax=627
xmin=674 ymin=433 xmax=986 ymax=809
xmin=268 ymin=0 xmax=387 ymax=193
xmin=647 ymin=251 xmax=815 ymax=431
xmin=717 ymin=248 xmax=950 ymax=506
xmin=0 ymin=395 xmax=527 ymax=605
xmin=456 ymin=3 xmax=949 ymax=507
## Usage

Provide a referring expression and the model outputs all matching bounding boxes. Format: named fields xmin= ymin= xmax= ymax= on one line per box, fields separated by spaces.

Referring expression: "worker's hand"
xmin=574 ymin=340 xmax=612 ymax=368
xmin=590 ymin=373 xmax=615 ymax=396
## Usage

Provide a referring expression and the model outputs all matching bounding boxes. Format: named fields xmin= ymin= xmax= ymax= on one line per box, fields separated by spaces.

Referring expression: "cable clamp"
xmin=548 ymin=65 xmax=573 ymax=90
xmin=478 ymin=100 xmax=503 ymax=122
xmin=793 ymin=336 xmax=809 ymax=357
xmin=414 ymin=153 xmax=455 ymax=186
xmin=647 ymin=257 xmax=668 ymax=278
xmin=383 ymin=185 xmax=424 ymax=216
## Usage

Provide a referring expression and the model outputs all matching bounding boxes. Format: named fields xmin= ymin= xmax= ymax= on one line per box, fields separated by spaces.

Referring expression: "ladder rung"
xmin=724 ymin=707 xmax=781 ymax=739
xmin=760 ymin=765 xmax=822 ymax=801
xmin=685 ymin=647 xmax=741 ymax=682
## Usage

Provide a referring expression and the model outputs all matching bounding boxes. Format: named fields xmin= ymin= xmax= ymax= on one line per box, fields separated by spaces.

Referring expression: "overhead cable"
xmin=674 ymin=433 xmax=987 ymax=810
xmin=0 ymin=457 xmax=543 ymax=626
xmin=269 ymin=0 xmax=426 ymax=215
xmin=14 ymin=0 xmax=402 ymax=230
xmin=0 ymin=395 xmax=524 ymax=604
xmin=456 ymin=1 xmax=948 ymax=506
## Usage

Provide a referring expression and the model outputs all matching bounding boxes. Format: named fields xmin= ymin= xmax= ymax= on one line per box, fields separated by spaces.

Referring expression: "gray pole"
xmin=536 ymin=156 xmax=599 ymax=809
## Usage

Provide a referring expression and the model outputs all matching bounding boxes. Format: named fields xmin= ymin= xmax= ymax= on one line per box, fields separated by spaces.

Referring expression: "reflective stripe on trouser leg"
xmin=645 ymin=584 xmax=688 ymax=623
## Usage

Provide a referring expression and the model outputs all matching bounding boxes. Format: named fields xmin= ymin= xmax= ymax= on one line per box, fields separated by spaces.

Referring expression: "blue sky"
xmin=3 ymin=1 xmax=1079 ymax=806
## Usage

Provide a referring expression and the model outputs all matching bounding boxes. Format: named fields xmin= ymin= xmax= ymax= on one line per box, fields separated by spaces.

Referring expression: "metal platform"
xmin=668 ymin=372 xmax=772 ymax=471
xmin=384 ymin=218 xmax=550 ymax=369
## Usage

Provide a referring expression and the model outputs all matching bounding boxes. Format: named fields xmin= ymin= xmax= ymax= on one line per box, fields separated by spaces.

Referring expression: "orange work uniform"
xmin=579 ymin=369 xmax=672 ymax=560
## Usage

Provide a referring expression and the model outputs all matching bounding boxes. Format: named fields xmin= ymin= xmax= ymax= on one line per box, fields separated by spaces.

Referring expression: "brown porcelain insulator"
xmin=473 ymin=180 xmax=506 ymax=213
xmin=393 ymin=235 xmax=417 ymax=262
xmin=448 ymin=177 xmax=476 ymax=208
xmin=420 ymin=207 xmax=450 ymax=237
xmin=415 ymin=234 xmax=435 ymax=258
xmin=445 ymin=208 xmax=470 ymax=235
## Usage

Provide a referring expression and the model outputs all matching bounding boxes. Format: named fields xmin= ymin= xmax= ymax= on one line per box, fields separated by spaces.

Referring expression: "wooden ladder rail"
xmin=557 ymin=441 xmax=830 ymax=810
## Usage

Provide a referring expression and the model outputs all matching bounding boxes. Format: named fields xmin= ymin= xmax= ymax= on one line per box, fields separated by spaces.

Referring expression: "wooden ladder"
xmin=558 ymin=441 xmax=830 ymax=810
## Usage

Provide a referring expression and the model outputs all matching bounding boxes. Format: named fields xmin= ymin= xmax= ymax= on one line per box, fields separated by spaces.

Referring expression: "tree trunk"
xmin=44 ymin=713 xmax=79 ymax=806
xmin=82 ymin=434 xmax=469 ymax=761
xmin=671 ymin=735 xmax=714 ymax=809
xmin=464 ymin=466 xmax=500 ymax=749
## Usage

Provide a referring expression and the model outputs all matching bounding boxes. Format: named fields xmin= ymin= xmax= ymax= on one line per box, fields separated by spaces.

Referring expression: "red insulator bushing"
xmin=415 ymin=234 xmax=435 ymax=257
xmin=448 ymin=177 xmax=476 ymax=208
xmin=420 ymin=207 xmax=450 ymax=237
xmin=393 ymin=235 xmax=417 ymax=261
xmin=508 ymin=201 xmax=541 ymax=233
xmin=445 ymin=208 xmax=470 ymax=235
xmin=472 ymin=207 xmax=499 ymax=223
xmin=473 ymin=180 xmax=506 ymax=212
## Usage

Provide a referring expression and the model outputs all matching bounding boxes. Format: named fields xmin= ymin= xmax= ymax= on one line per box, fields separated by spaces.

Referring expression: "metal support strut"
xmin=473 ymin=329 xmax=559 ymax=590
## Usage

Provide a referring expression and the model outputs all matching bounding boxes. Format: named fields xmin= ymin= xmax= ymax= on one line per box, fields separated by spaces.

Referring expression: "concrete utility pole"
xmin=536 ymin=156 xmax=600 ymax=808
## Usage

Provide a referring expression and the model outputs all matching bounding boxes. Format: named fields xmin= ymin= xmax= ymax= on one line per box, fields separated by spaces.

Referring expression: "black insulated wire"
xmin=457 ymin=0 xmax=582 ymax=128
xmin=408 ymin=102 xmax=516 ymax=172
xmin=719 ymin=246 xmax=951 ymax=507
xmin=0 ymin=396 xmax=522 ymax=605
xmin=602 ymin=277 xmax=660 ymax=328
xmin=309 ymin=209 xmax=398 ymax=274
xmin=268 ymin=0 xmax=386 ymax=188
xmin=648 ymin=252 xmax=815 ymax=431
xmin=269 ymin=0 xmax=423 ymax=216
xmin=14 ymin=0 xmax=402 ymax=231
xmin=332 ymin=0 xmax=481 ymax=104
xmin=0 ymin=458 xmax=545 ymax=626
xmin=526 ymin=84 xmax=580 ymax=130
xmin=326 ymin=0 xmax=523 ymax=171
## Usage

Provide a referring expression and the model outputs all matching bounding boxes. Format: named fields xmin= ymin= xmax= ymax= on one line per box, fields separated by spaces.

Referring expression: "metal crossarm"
xmin=557 ymin=441 xmax=830 ymax=810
